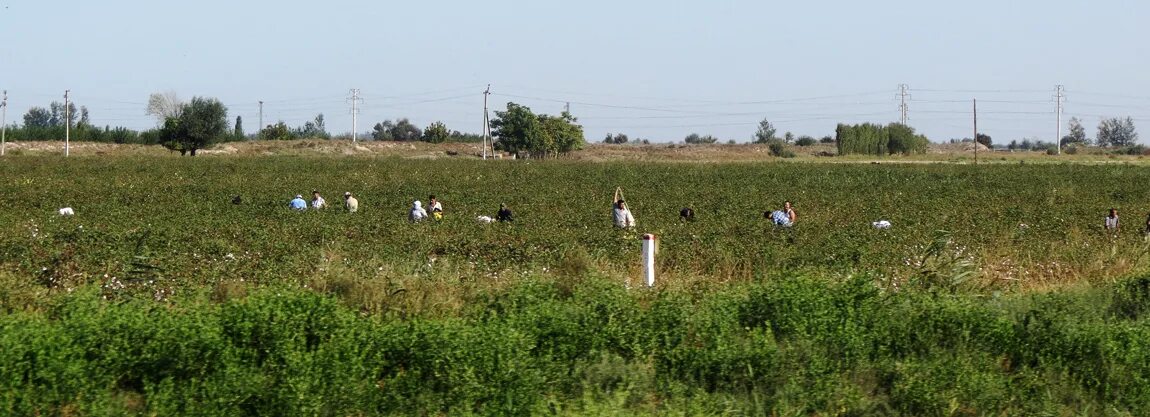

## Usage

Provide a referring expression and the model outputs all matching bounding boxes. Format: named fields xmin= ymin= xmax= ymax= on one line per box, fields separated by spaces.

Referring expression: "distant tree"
xmin=1097 ymin=116 xmax=1138 ymax=147
xmin=390 ymin=118 xmax=422 ymax=141
xmin=538 ymin=111 xmax=585 ymax=156
xmin=1062 ymin=117 xmax=1087 ymax=145
xmin=448 ymin=130 xmax=484 ymax=143
xmin=727 ymin=139 xmax=737 ymax=145
xmin=491 ymin=103 xmax=541 ymax=154
xmin=260 ymin=122 xmax=293 ymax=140
xmin=795 ymin=135 xmax=817 ymax=146
xmin=490 ymin=102 xmax=583 ymax=157
xmin=146 ymin=91 xmax=183 ymax=125
xmin=753 ymin=118 xmax=777 ymax=143
xmin=784 ymin=131 xmax=795 ymax=144
xmin=23 ymin=107 xmax=52 ymax=128
xmin=423 ymin=121 xmax=450 ymax=143
xmin=819 ymin=135 xmax=835 ymax=144
xmin=161 ymin=97 xmax=229 ymax=155
xmin=603 ymin=133 xmax=629 ymax=144
xmin=78 ymin=106 xmax=90 ymax=127
xmin=49 ymin=102 xmax=78 ymax=127
xmin=975 ymin=133 xmax=992 ymax=148
xmin=234 ymin=116 xmax=244 ymax=139
xmin=684 ymin=133 xmax=718 ymax=144
xmin=297 ymin=113 xmax=330 ymax=139
xmin=372 ymin=121 xmax=394 ymax=141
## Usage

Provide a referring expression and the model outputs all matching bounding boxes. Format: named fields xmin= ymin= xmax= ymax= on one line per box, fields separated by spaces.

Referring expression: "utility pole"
xmin=348 ymin=89 xmax=362 ymax=142
xmin=64 ymin=90 xmax=70 ymax=157
xmin=565 ymin=101 xmax=570 ymax=114
xmin=258 ymin=101 xmax=264 ymax=140
xmin=898 ymin=84 xmax=910 ymax=125
xmin=1054 ymin=84 xmax=1065 ymax=155
xmin=973 ymin=98 xmax=978 ymax=165
xmin=1 ymin=90 xmax=7 ymax=156
xmin=483 ymin=84 xmax=491 ymax=160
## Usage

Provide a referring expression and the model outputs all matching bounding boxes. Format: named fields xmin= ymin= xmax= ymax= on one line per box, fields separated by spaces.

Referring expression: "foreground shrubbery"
xmin=3 ymin=274 xmax=1150 ymax=415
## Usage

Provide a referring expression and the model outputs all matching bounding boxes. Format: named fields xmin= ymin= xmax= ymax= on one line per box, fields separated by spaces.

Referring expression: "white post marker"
xmin=642 ymin=234 xmax=656 ymax=287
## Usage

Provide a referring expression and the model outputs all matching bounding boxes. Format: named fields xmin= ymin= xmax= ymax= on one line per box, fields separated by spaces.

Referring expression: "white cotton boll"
xmin=872 ymin=220 xmax=892 ymax=229
xmin=58 ymin=207 xmax=75 ymax=216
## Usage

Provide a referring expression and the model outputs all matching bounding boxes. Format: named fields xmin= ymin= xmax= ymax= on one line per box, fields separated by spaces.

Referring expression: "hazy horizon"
xmin=2 ymin=0 xmax=1148 ymax=144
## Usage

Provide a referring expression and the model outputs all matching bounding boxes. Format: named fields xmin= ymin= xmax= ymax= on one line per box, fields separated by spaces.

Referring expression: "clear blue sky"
xmin=2 ymin=0 xmax=1148 ymax=144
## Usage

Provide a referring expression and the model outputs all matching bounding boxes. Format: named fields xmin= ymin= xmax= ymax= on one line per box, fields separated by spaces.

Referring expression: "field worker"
xmin=428 ymin=195 xmax=444 ymax=221
xmin=680 ymin=207 xmax=695 ymax=222
xmin=612 ymin=188 xmax=636 ymax=228
xmin=613 ymin=200 xmax=636 ymax=228
xmin=1105 ymin=208 xmax=1120 ymax=232
xmin=410 ymin=200 xmax=428 ymax=223
xmin=289 ymin=194 xmax=307 ymax=211
xmin=766 ymin=205 xmax=793 ymax=227
xmin=1144 ymin=212 xmax=1150 ymax=235
xmin=497 ymin=203 xmax=514 ymax=222
xmin=784 ymin=201 xmax=797 ymax=224
xmin=311 ymin=190 xmax=327 ymax=210
xmin=343 ymin=192 xmax=359 ymax=213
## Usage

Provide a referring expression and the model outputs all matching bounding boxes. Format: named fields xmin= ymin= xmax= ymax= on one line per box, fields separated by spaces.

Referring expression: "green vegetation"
xmin=491 ymin=103 xmax=585 ymax=157
xmin=836 ymin=123 xmax=930 ymax=156
xmin=3 ymin=156 xmax=1150 ymax=415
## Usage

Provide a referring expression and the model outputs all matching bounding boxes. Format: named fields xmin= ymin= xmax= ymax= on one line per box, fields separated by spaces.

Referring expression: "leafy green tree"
xmin=603 ymin=133 xmax=629 ymax=144
xmin=975 ymin=133 xmax=992 ymax=148
xmin=784 ymin=131 xmax=795 ymax=144
xmin=296 ymin=113 xmax=329 ymax=139
xmin=161 ymin=97 xmax=229 ymax=156
xmin=1062 ymin=117 xmax=1087 ymax=145
xmin=753 ymin=118 xmax=777 ymax=143
xmin=538 ymin=111 xmax=585 ymax=156
xmin=836 ymin=123 xmax=928 ymax=156
xmin=423 ymin=121 xmax=450 ymax=143
xmin=23 ymin=107 xmax=51 ymax=128
xmin=491 ymin=103 xmax=542 ymax=155
xmin=795 ymin=136 xmax=816 ymax=146
xmin=1097 ymin=116 xmax=1138 ymax=147
xmin=372 ymin=121 xmax=394 ymax=141
xmin=260 ymin=122 xmax=294 ymax=140
xmin=390 ymin=118 xmax=421 ymax=141
xmin=490 ymin=103 xmax=583 ymax=157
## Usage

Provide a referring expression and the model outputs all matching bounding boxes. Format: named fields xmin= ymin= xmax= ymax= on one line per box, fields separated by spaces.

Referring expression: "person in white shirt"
xmin=311 ymin=190 xmax=327 ymax=210
xmin=410 ymin=200 xmax=428 ymax=223
xmin=343 ymin=192 xmax=359 ymax=213
xmin=428 ymin=195 xmax=444 ymax=221
xmin=612 ymin=188 xmax=635 ymax=228
xmin=1105 ymin=208 xmax=1120 ymax=234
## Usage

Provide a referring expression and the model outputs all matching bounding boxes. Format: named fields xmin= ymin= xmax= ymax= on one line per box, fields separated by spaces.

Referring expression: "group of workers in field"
xmin=282 ymin=186 xmax=796 ymax=230
xmin=282 ymin=190 xmax=1150 ymax=237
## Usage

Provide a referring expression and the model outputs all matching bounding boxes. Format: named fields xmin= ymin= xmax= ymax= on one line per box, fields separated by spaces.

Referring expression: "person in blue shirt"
xmin=765 ymin=201 xmax=796 ymax=227
xmin=289 ymin=194 xmax=308 ymax=211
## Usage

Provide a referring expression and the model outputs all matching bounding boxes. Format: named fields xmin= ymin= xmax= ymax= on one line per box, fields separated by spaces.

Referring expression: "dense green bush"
xmin=3 ymin=275 xmax=1150 ymax=415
